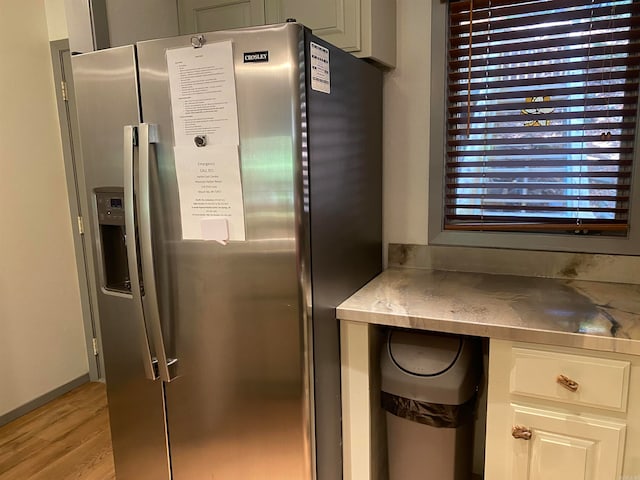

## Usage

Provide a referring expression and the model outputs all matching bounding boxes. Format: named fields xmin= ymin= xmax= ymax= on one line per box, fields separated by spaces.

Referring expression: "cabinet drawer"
xmin=509 ymin=347 xmax=630 ymax=412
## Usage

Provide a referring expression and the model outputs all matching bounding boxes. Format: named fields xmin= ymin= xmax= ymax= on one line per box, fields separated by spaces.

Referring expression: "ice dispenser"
xmin=96 ymin=188 xmax=131 ymax=293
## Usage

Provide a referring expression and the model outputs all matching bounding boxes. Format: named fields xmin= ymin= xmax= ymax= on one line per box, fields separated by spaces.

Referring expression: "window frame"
xmin=428 ymin=0 xmax=640 ymax=255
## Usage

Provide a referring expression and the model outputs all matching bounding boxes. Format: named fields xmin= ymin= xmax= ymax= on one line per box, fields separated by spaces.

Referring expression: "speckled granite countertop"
xmin=337 ymin=268 xmax=640 ymax=355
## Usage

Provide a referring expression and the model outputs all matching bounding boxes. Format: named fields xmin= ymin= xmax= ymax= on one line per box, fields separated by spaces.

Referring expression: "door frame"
xmin=50 ymin=39 xmax=104 ymax=381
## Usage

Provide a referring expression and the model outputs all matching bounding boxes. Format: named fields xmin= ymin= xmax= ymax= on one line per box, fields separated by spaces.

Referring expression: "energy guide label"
xmin=310 ymin=42 xmax=330 ymax=94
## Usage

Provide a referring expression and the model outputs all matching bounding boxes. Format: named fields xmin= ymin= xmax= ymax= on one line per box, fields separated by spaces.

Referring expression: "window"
xmin=429 ymin=0 xmax=640 ymax=254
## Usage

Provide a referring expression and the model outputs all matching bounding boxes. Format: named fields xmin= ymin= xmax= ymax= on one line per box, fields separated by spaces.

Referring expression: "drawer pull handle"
xmin=512 ymin=425 xmax=532 ymax=440
xmin=557 ymin=374 xmax=579 ymax=392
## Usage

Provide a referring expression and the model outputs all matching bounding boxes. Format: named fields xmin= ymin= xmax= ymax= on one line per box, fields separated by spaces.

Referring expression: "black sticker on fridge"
xmin=243 ymin=51 xmax=269 ymax=63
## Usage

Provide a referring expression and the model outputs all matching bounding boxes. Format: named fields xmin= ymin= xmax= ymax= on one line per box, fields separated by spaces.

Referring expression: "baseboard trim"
xmin=0 ymin=374 xmax=90 ymax=427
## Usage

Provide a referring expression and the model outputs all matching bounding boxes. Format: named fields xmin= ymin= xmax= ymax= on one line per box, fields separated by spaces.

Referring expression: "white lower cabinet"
xmin=486 ymin=340 xmax=640 ymax=480
xmin=510 ymin=404 xmax=625 ymax=480
xmin=339 ymin=329 xmax=640 ymax=480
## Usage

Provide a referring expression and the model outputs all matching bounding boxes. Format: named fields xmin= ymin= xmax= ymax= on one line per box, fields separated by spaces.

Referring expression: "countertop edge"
xmin=337 ymin=290 xmax=640 ymax=358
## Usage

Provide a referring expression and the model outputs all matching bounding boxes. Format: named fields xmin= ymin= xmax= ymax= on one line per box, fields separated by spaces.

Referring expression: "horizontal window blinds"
xmin=446 ymin=0 xmax=640 ymax=234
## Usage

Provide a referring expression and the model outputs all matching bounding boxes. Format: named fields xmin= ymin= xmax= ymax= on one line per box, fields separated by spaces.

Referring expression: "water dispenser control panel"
xmin=96 ymin=192 xmax=125 ymax=226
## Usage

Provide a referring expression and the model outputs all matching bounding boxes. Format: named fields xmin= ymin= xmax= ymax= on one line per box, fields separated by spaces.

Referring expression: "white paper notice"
xmin=174 ymin=145 xmax=245 ymax=242
xmin=310 ymin=42 xmax=330 ymax=94
xmin=167 ymin=41 xmax=240 ymax=147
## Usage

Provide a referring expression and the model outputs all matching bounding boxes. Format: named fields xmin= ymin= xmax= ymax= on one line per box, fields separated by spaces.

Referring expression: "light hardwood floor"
xmin=0 ymin=382 xmax=115 ymax=480
xmin=1 ymin=382 xmax=484 ymax=479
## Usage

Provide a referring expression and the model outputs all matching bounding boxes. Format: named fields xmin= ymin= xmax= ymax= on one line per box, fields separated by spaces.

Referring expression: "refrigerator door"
xmin=136 ymin=24 xmax=311 ymax=480
xmin=72 ymin=47 xmax=171 ymax=480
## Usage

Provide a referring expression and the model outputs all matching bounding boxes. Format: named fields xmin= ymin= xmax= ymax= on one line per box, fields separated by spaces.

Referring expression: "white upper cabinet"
xmin=266 ymin=0 xmax=396 ymax=67
xmin=68 ymin=0 xmax=394 ymax=64
xmin=66 ymin=0 xmax=181 ymax=52
xmin=178 ymin=0 xmax=396 ymax=67
xmin=178 ymin=0 xmax=266 ymax=33
xmin=265 ymin=0 xmax=359 ymax=51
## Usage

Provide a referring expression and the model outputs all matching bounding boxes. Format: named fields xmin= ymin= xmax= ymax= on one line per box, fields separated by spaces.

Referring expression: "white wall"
xmin=44 ymin=0 xmax=69 ymax=41
xmin=382 ymin=1 xmax=639 ymax=281
xmin=0 ymin=0 xmax=88 ymax=417
xmin=383 ymin=0 xmax=430 ymax=247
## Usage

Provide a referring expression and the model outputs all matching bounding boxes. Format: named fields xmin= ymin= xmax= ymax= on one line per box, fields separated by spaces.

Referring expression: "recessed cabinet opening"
xmin=371 ymin=327 xmax=489 ymax=480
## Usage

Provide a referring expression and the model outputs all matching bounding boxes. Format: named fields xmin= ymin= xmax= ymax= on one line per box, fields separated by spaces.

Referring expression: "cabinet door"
xmin=265 ymin=0 xmax=359 ymax=51
xmin=178 ymin=0 xmax=266 ymax=34
xmin=510 ymin=405 xmax=626 ymax=480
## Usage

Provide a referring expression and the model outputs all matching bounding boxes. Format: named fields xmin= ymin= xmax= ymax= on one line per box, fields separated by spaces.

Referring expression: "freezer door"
xmin=136 ymin=24 xmax=311 ymax=480
xmin=71 ymin=47 xmax=171 ymax=480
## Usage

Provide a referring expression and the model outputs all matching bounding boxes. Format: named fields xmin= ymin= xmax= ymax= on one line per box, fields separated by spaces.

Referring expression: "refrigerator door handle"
xmin=123 ymin=124 xmax=159 ymax=381
xmin=138 ymin=123 xmax=177 ymax=383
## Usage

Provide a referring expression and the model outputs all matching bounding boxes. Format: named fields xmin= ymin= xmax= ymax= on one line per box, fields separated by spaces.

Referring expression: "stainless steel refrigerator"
xmin=72 ymin=22 xmax=382 ymax=480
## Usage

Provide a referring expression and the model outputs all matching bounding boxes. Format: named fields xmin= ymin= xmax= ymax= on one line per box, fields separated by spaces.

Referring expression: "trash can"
xmin=381 ymin=329 xmax=481 ymax=480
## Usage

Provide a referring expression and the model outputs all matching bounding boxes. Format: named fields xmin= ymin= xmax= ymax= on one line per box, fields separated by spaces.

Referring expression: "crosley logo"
xmin=243 ymin=51 xmax=269 ymax=63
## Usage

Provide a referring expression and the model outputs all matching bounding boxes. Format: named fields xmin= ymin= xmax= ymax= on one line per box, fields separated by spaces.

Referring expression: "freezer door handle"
xmin=138 ymin=123 xmax=177 ymax=383
xmin=123 ymin=124 xmax=159 ymax=381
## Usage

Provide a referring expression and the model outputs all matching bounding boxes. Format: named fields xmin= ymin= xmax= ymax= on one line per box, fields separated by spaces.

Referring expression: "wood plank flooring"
xmin=0 ymin=382 xmax=115 ymax=480
xmin=0 ymin=382 xmax=485 ymax=479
